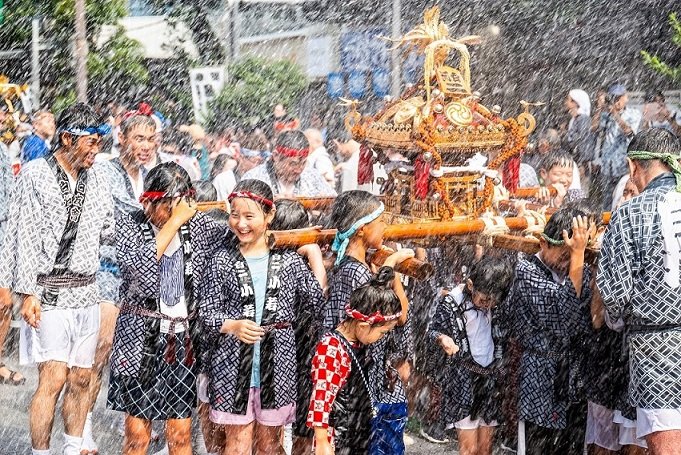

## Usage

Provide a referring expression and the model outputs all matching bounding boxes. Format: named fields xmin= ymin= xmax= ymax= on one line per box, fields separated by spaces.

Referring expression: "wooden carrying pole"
xmin=491 ymin=234 xmax=600 ymax=263
xmin=263 ymin=228 xmax=433 ymax=280
xmin=268 ymin=216 xmax=539 ymax=249
xmin=368 ymin=248 xmax=433 ymax=280
xmin=267 ymin=212 xmax=611 ymax=249
xmin=197 ymin=201 xmax=228 ymax=212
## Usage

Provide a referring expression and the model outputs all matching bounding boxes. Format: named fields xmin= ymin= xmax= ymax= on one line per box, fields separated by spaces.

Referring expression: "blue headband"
xmin=241 ymin=147 xmax=270 ymax=159
xmin=63 ymin=124 xmax=112 ymax=137
xmin=332 ymin=202 xmax=385 ymax=265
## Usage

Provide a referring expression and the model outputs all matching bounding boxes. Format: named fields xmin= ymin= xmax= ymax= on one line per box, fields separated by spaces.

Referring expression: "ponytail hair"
xmin=346 ymin=266 xmax=401 ymax=326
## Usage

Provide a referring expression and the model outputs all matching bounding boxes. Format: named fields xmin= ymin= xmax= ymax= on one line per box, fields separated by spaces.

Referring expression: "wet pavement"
xmin=0 ymin=328 xmax=461 ymax=454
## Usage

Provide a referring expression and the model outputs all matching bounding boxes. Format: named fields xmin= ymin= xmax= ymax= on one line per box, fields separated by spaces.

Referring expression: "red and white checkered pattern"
xmin=307 ymin=334 xmax=352 ymax=431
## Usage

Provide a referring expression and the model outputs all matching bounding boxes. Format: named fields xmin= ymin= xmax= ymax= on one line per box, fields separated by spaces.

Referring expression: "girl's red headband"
xmin=228 ymin=191 xmax=274 ymax=208
xmin=344 ymin=304 xmax=401 ymax=325
xmin=274 ymin=145 xmax=309 ymax=158
xmin=139 ymin=189 xmax=195 ymax=202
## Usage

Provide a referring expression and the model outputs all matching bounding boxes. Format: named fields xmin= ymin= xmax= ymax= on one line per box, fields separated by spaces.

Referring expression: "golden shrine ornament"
xmin=445 ymin=102 xmax=473 ymax=126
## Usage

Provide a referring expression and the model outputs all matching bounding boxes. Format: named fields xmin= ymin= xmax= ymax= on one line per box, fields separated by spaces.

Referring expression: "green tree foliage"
xmin=207 ymin=57 xmax=308 ymax=131
xmin=641 ymin=12 xmax=681 ymax=84
xmin=0 ymin=0 xmax=147 ymax=109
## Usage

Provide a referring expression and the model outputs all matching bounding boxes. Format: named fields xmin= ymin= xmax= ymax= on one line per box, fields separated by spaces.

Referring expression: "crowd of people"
xmin=0 ymin=81 xmax=679 ymax=455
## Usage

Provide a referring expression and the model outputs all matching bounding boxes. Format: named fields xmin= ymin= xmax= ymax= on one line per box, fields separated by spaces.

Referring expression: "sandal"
xmin=0 ymin=363 xmax=26 ymax=386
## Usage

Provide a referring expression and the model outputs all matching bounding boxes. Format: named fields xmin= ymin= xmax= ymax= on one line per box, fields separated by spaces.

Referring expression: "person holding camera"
xmin=640 ymin=91 xmax=681 ymax=136
xmin=591 ymin=84 xmax=641 ymax=210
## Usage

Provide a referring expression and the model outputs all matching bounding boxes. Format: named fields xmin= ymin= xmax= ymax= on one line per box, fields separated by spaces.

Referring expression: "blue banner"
xmin=340 ymin=29 xmax=390 ymax=73
xmin=372 ymin=69 xmax=390 ymax=98
xmin=327 ymin=72 xmax=344 ymax=99
xmin=348 ymin=71 xmax=366 ymax=99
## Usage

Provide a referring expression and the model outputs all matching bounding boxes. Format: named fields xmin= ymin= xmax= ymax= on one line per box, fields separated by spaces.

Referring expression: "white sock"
xmin=32 ymin=449 xmax=51 ymax=455
xmin=81 ymin=412 xmax=98 ymax=451
xmin=283 ymin=424 xmax=293 ymax=455
xmin=62 ymin=433 xmax=83 ymax=455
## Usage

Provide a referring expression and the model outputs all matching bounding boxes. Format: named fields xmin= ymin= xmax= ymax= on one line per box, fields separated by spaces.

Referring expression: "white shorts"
xmin=585 ymin=401 xmax=621 ymax=451
xmin=20 ymin=305 xmax=100 ymax=369
xmin=637 ymin=408 xmax=681 ymax=439
xmin=449 ymin=415 xmax=499 ymax=430
xmin=613 ymin=410 xmax=647 ymax=448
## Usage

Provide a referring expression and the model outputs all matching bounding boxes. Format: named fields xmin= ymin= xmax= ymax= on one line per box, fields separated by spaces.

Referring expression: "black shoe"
xmin=419 ymin=421 xmax=450 ymax=444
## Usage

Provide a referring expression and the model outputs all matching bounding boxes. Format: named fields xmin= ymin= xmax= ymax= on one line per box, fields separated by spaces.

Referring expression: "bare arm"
xmin=382 ymin=248 xmax=415 ymax=326
xmin=562 ymin=215 xmax=595 ymax=298
xmin=297 ymin=244 xmax=328 ymax=292
xmin=590 ymin=265 xmax=605 ymax=329
xmin=155 ymin=197 xmax=196 ymax=260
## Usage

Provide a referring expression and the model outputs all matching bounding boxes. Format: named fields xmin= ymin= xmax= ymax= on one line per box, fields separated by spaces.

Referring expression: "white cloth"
xmin=197 ymin=372 xmax=210 ymax=403
xmin=613 ymin=410 xmax=647 ymax=448
xmin=63 ymin=433 xmax=84 ymax=455
xmin=636 ymin=407 xmax=681 ymax=439
xmin=127 ymin=172 xmax=144 ymax=200
xmin=569 ymin=89 xmax=591 ymax=117
xmin=213 ymin=170 xmax=237 ymax=201
xmin=20 ymin=304 xmax=100 ymax=368
xmin=306 ymin=146 xmax=335 ymax=185
xmin=570 ymin=161 xmax=581 ymax=190
xmin=585 ymin=401 xmax=621 ymax=451
xmin=450 ymin=416 xmax=498 ymax=430
xmin=451 ymin=285 xmax=494 ymax=367
xmin=611 ymin=174 xmax=631 ymax=212
xmin=338 ymin=150 xmax=359 ymax=193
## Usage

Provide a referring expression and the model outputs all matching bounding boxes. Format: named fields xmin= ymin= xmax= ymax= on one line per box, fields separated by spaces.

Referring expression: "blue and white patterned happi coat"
xmin=110 ymin=211 xmax=230 ymax=377
xmin=199 ymin=248 xmax=325 ymax=413
xmin=598 ymin=172 xmax=681 ymax=409
xmin=508 ymin=254 xmax=592 ymax=429
xmin=0 ymin=143 xmax=14 ymax=246
xmin=94 ymin=158 xmax=146 ymax=302
xmin=0 ymin=158 xmax=115 ymax=309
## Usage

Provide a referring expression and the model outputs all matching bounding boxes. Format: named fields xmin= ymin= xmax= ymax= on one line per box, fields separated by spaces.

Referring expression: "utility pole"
xmin=231 ymin=0 xmax=240 ymax=60
xmin=31 ymin=17 xmax=41 ymax=107
xmin=74 ymin=0 xmax=88 ymax=102
xmin=390 ymin=0 xmax=401 ymax=98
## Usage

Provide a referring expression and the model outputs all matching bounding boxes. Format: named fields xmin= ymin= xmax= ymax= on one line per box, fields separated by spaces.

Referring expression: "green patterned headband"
xmin=541 ymin=233 xmax=565 ymax=246
xmin=627 ymin=150 xmax=681 ymax=192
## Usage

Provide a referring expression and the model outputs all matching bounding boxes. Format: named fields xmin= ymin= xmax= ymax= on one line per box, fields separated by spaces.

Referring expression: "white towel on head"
xmin=569 ymin=89 xmax=591 ymax=117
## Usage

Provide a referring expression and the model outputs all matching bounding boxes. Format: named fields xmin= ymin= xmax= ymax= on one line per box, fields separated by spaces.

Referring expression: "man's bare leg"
xmin=0 ymin=294 xmax=24 ymax=383
xmin=646 ymin=429 xmax=681 ymax=455
xmin=62 ymin=366 xmax=93 ymax=437
xmin=86 ymin=301 xmax=118 ymax=409
xmin=30 ymin=361 xmax=69 ymax=449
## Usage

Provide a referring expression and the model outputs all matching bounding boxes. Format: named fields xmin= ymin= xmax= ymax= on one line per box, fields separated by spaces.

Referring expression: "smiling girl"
xmin=200 ymin=179 xmax=325 ymax=455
